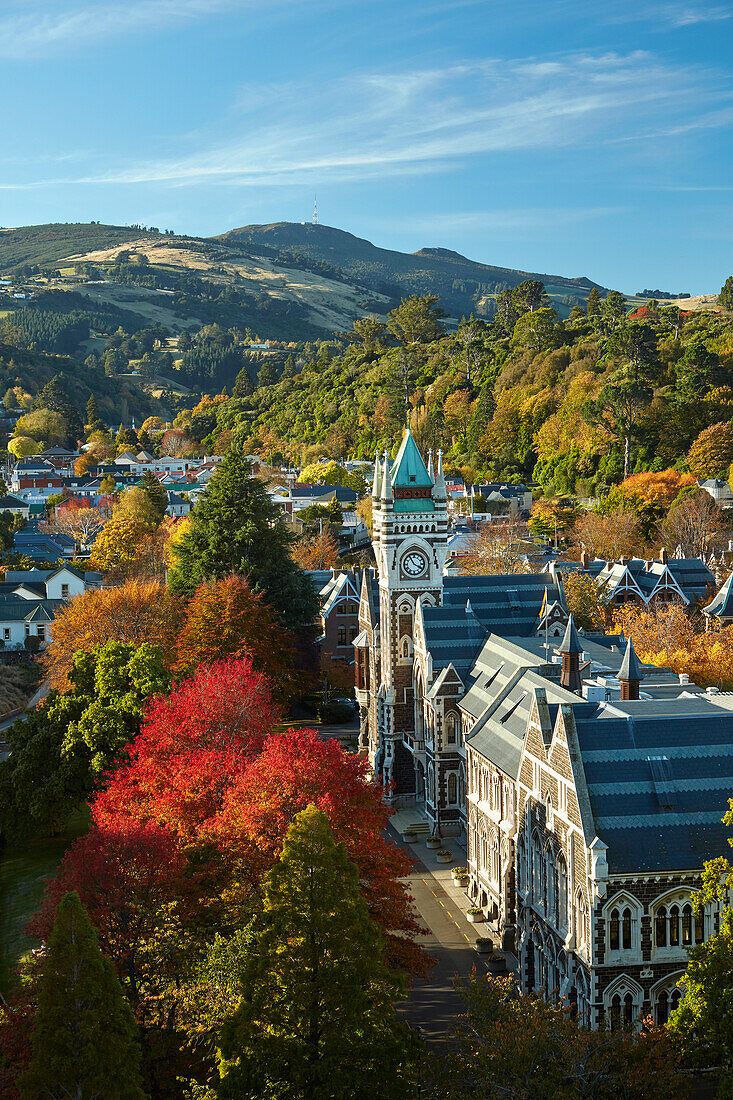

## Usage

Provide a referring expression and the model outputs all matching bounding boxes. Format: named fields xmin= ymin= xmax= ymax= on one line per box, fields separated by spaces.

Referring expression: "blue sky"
xmin=1 ymin=0 xmax=732 ymax=292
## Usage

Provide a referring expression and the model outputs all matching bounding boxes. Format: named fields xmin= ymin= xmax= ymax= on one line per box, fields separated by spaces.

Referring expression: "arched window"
xmin=623 ymin=993 xmax=634 ymax=1028
xmin=492 ymin=773 xmax=501 ymax=814
xmin=575 ymin=890 xmax=588 ymax=952
xmin=655 ymin=906 xmax=667 ymax=948
xmin=531 ymin=832 xmax=543 ymax=902
xmin=682 ymin=904 xmax=693 ymax=947
xmin=669 ymin=905 xmax=680 ymax=947
xmin=656 ymin=990 xmax=668 ymax=1027
xmin=545 ymin=846 xmax=556 ymax=924
xmin=446 ymin=712 xmax=457 ymax=745
xmin=458 ymin=763 xmax=466 ymax=807
xmin=517 ymin=835 xmax=526 ymax=893
xmin=557 ymin=854 xmax=568 ymax=930
xmin=447 ymin=772 xmax=457 ymax=804
xmin=609 ymin=908 xmax=620 ymax=952
xmin=622 ymin=907 xmax=632 ymax=950
xmin=490 ymin=833 xmax=499 ymax=884
xmin=610 ymin=995 xmax=621 ymax=1031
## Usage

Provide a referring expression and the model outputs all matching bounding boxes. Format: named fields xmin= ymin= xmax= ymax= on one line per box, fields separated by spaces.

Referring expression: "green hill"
xmin=0 ymin=223 xmax=157 ymax=273
xmin=215 ymin=222 xmax=606 ymax=319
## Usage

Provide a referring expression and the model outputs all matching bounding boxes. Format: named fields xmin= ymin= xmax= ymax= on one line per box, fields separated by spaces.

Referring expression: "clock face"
xmin=402 ymin=550 xmax=428 ymax=577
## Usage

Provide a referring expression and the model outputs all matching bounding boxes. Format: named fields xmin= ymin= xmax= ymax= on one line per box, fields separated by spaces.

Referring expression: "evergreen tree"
xmin=85 ymin=393 xmax=104 ymax=433
xmin=167 ymin=440 xmax=318 ymax=631
xmin=719 ymin=275 xmax=733 ymax=312
xmin=257 ymin=358 xmax=278 ymax=387
xmin=19 ymin=892 xmax=147 ymax=1100
xmin=217 ymin=805 xmax=416 ymax=1100
xmin=232 ymin=364 xmax=254 ymax=398
xmin=137 ymin=469 xmax=167 ymax=521
xmin=586 ymin=287 xmax=600 ymax=316
xmin=281 ymin=353 xmax=296 ymax=379
xmin=34 ymin=374 xmax=83 ymax=446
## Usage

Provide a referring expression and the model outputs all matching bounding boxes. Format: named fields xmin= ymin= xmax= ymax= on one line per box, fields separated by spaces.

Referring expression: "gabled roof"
xmin=705 ymin=572 xmax=733 ymax=619
xmin=575 ymin=700 xmax=733 ymax=872
xmin=442 ymin=573 xmax=565 ymax=638
xmin=391 ymin=427 xmax=432 ymax=489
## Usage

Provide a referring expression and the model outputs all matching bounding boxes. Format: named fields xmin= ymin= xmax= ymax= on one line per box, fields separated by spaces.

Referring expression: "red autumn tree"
xmin=27 ymin=820 xmax=185 ymax=1009
xmin=209 ymin=728 xmax=426 ymax=975
xmin=93 ymin=659 xmax=278 ymax=842
xmin=175 ymin=575 xmax=301 ymax=702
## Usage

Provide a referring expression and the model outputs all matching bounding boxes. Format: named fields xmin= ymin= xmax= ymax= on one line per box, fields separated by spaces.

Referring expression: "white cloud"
xmin=0 ymin=0 xmax=310 ymax=58
xmin=1 ymin=49 xmax=728 ymax=191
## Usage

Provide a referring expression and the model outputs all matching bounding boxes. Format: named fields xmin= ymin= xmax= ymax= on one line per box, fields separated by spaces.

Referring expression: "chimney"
xmin=558 ymin=615 xmax=582 ymax=693
xmin=618 ymin=638 xmax=643 ymax=701
xmin=620 ymin=555 xmax=629 ymax=566
xmin=581 ymin=551 xmax=590 ymax=569
xmin=659 ymin=547 xmax=668 ymax=564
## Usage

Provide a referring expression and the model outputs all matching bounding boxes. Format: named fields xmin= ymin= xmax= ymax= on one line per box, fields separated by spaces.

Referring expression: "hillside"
xmin=215 ymin=222 xmax=606 ymax=319
xmin=0 ymin=223 xmax=157 ymax=273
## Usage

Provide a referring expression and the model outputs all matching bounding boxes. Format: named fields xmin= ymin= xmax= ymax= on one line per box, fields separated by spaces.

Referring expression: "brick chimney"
xmin=659 ymin=547 xmax=668 ymax=564
xmin=581 ymin=551 xmax=590 ymax=569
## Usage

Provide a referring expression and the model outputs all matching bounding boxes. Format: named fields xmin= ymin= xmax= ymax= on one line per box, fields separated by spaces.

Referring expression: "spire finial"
xmin=381 ymin=449 xmax=393 ymax=503
xmin=371 ymin=451 xmax=382 ymax=500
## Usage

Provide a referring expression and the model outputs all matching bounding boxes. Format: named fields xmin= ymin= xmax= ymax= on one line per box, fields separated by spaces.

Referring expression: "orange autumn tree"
xmin=619 ymin=469 xmax=697 ymax=510
xmin=613 ymin=600 xmax=733 ymax=689
xmin=175 ymin=574 xmax=302 ymax=701
xmin=43 ymin=580 xmax=184 ymax=690
xmin=291 ymin=528 xmax=340 ymax=570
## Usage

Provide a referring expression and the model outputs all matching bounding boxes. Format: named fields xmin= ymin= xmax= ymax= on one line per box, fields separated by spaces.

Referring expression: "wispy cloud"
xmin=0 ymin=50 xmax=728 ymax=191
xmin=604 ymin=1 xmax=733 ymax=27
xmin=0 ymin=0 xmax=310 ymax=58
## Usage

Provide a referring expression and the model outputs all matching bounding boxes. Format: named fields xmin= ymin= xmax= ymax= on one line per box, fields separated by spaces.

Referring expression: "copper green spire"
xmin=391 ymin=426 xmax=432 ymax=489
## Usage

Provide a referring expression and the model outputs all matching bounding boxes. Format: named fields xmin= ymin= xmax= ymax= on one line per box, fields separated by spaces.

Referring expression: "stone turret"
xmin=618 ymin=637 xmax=643 ymax=701
xmin=558 ymin=614 xmax=582 ymax=693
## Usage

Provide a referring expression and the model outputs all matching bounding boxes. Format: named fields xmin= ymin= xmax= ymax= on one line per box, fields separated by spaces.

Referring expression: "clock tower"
xmin=370 ymin=426 xmax=449 ymax=798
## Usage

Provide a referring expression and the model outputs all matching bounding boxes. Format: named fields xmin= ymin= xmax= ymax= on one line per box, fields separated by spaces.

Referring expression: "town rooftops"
xmin=441 ymin=572 xmax=566 ymax=637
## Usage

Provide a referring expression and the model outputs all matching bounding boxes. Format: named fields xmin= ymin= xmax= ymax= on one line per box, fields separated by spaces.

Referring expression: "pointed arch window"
xmin=446 ymin=712 xmax=457 ymax=745
xmin=447 ymin=772 xmax=458 ymax=804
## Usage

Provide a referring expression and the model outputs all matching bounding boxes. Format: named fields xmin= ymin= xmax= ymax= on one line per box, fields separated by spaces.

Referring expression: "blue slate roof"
xmin=421 ymin=604 xmax=487 ymax=679
xmin=442 ymin=573 xmax=565 ymax=637
xmin=574 ymin=703 xmax=733 ymax=873
xmin=705 ymin=572 xmax=733 ymax=619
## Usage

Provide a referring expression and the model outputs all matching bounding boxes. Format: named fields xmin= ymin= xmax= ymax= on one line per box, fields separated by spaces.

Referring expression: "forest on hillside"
xmin=169 ymin=283 xmax=733 ymax=500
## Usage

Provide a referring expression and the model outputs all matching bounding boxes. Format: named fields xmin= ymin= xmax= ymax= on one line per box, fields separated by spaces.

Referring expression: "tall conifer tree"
xmin=217 ymin=805 xmax=416 ymax=1100
xmin=19 ymin=892 xmax=147 ymax=1100
xmin=167 ymin=440 xmax=317 ymax=630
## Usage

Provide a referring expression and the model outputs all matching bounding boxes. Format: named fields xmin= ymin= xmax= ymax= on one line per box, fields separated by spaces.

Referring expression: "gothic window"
xmin=682 ymin=904 xmax=693 ymax=947
xmin=490 ymin=832 xmax=499 ymax=884
xmin=545 ymin=846 xmax=557 ymax=925
xmin=669 ymin=905 xmax=680 ymax=947
xmin=575 ymin=890 xmax=588 ymax=953
xmin=338 ymin=626 xmax=346 ymax=646
xmin=655 ymin=906 xmax=668 ymax=948
xmin=447 ymin=772 xmax=458 ymax=804
xmin=446 ymin=712 xmax=457 ymax=744
xmin=458 ymin=763 xmax=466 ymax=807
xmin=427 ymin=766 xmax=435 ymax=804
xmin=531 ymin=831 xmax=543 ymax=904
xmin=557 ymin=855 xmax=568 ymax=930
xmin=655 ymin=987 xmax=682 ymax=1026
xmin=492 ymin=773 xmax=501 ymax=814
xmin=653 ymin=894 xmax=709 ymax=954
xmin=517 ymin=835 xmax=527 ymax=893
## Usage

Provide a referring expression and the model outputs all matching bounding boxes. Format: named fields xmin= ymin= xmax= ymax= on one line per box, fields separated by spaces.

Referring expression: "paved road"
xmin=395 ymin=837 xmax=487 ymax=1042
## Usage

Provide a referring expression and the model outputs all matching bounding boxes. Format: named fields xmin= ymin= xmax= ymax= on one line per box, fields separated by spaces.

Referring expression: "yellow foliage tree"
xmin=612 ymin=601 xmax=733 ymax=689
xmin=42 ymin=579 xmax=184 ymax=689
xmin=8 ymin=436 xmax=42 ymax=458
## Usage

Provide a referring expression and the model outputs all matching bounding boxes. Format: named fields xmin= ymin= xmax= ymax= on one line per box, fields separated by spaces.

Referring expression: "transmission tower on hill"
xmin=313 ymin=194 xmax=318 ymax=225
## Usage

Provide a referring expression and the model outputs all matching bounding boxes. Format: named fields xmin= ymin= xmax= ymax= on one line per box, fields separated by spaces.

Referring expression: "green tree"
xmin=605 ymin=322 xmax=659 ymax=383
xmin=351 ymin=315 xmax=387 ymax=356
xmin=387 ymin=294 xmax=445 ymax=347
xmin=512 ymin=279 xmax=547 ymax=315
xmin=217 ymin=805 xmax=416 ymax=1100
xmin=137 ymin=469 xmax=167 ymax=522
xmin=19 ymin=892 xmax=147 ymax=1100
xmin=86 ymin=393 xmax=104 ymax=433
xmin=168 ymin=440 xmax=318 ymax=631
xmin=257 ymin=359 xmax=278 ymax=387
xmin=675 ymin=336 xmax=719 ymax=403
xmin=601 ymin=290 xmax=627 ymax=332
xmin=719 ymin=275 xmax=733 ymax=311
xmin=512 ymin=307 xmax=558 ymax=352
xmin=281 ymin=354 xmax=297 ymax=379
xmin=583 ymin=371 xmax=653 ymax=479
xmin=232 ymin=364 xmax=254 ymax=397
xmin=587 ymin=287 xmax=600 ymax=316
xmin=494 ymin=288 xmax=520 ymax=335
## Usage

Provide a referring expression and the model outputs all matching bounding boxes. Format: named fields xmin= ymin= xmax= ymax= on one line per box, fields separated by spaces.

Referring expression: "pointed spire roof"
xmin=433 ymin=448 xmax=446 ymax=500
xmin=618 ymin=637 xmax=643 ymax=682
xmin=558 ymin=613 xmax=581 ymax=655
xmin=390 ymin=427 xmax=432 ymax=489
xmin=427 ymin=449 xmax=434 ymax=481
xmin=381 ymin=449 xmax=393 ymax=502
xmin=371 ymin=452 xmax=382 ymax=499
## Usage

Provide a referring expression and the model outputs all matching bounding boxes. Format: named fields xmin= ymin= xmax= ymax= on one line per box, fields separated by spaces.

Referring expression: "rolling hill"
xmin=215 ymin=221 xmax=606 ymax=319
xmin=0 ymin=221 xmax=610 ymax=339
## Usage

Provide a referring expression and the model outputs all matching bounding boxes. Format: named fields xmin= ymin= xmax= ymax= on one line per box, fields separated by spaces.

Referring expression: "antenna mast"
xmin=313 ymin=194 xmax=319 ymax=225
